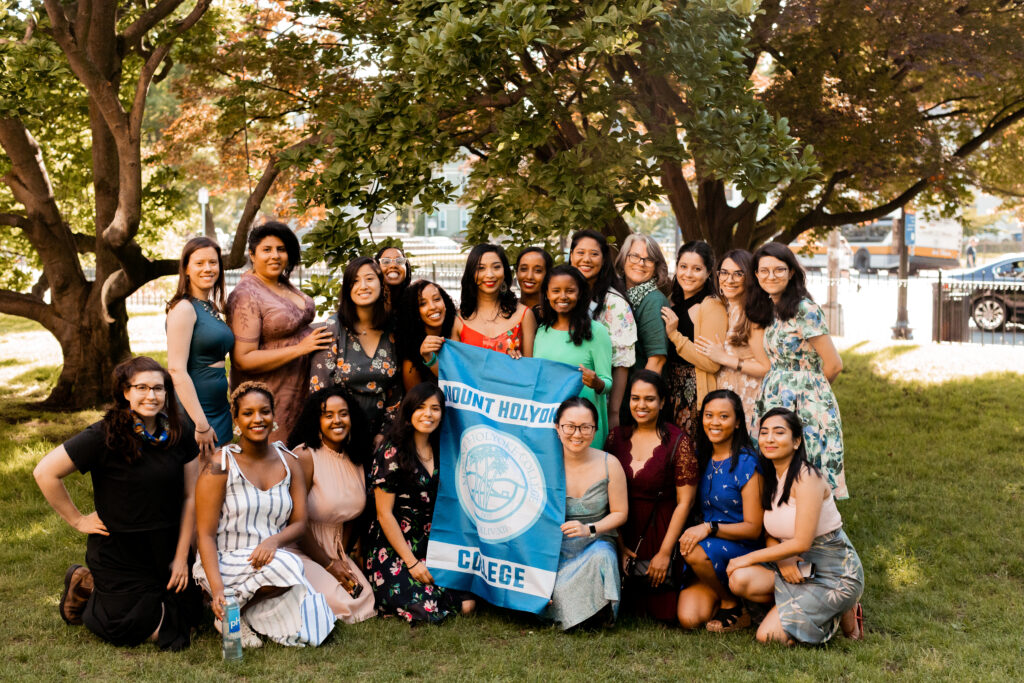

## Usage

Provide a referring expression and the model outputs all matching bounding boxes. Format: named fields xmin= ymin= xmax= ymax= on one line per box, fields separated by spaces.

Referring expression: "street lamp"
xmin=197 ymin=187 xmax=211 ymax=239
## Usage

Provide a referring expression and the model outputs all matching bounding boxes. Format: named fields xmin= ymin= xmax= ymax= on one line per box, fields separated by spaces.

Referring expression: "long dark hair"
xmin=671 ymin=241 xmax=718 ymax=306
xmin=396 ymin=280 xmax=456 ymax=371
xmin=758 ymin=407 xmax=819 ymax=509
xmin=619 ymin=369 xmax=671 ymax=441
xmin=103 ymin=356 xmax=183 ymax=464
xmin=247 ymin=221 xmax=301 ymax=280
xmin=570 ymin=229 xmax=626 ymax=318
xmin=719 ymin=248 xmax=754 ymax=346
xmin=287 ymin=386 xmax=371 ymax=467
xmin=459 ymin=244 xmax=518 ymax=319
xmin=337 ymin=257 xmax=388 ymax=333
xmin=375 ymin=244 xmax=413 ymax=311
xmin=695 ymin=389 xmax=752 ymax=476
xmin=537 ymin=265 xmax=593 ymax=346
xmin=746 ymin=242 xmax=812 ymax=327
xmin=167 ymin=236 xmax=226 ymax=313
xmin=383 ymin=383 xmax=445 ymax=474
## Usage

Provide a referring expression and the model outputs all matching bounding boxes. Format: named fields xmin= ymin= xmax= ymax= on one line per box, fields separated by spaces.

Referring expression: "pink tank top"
xmin=763 ymin=466 xmax=843 ymax=541
xmin=458 ymin=309 xmax=525 ymax=354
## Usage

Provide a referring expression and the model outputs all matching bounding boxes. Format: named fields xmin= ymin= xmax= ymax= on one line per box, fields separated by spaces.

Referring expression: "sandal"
xmin=842 ymin=602 xmax=865 ymax=640
xmin=705 ymin=604 xmax=751 ymax=633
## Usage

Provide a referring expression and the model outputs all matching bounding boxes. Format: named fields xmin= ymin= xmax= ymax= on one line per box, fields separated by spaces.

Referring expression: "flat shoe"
xmin=843 ymin=602 xmax=865 ymax=640
xmin=706 ymin=604 xmax=750 ymax=633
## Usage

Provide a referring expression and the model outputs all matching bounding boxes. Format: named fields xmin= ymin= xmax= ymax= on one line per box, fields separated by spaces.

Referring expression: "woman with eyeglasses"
xmin=614 ymin=234 xmax=671 ymax=377
xmin=692 ymin=249 xmax=770 ymax=435
xmin=34 ymin=357 xmax=201 ymax=650
xmin=746 ymin=243 xmax=847 ymax=499
xmin=375 ymin=245 xmax=412 ymax=313
xmin=544 ymin=397 xmax=628 ymax=630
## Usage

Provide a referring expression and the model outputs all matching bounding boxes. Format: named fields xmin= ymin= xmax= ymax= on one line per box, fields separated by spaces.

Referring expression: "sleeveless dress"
xmin=696 ymin=448 xmax=763 ymax=585
xmin=757 ymin=299 xmax=847 ymax=498
xmin=544 ymin=454 xmax=620 ymax=630
xmin=762 ymin=467 xmax=863 ymax=644
xmin=185 ymin=299 xmax=234 ymax=446
xmin=287 ymin=445 xmax=376 ymax=623
xmin=192 ymin=442 xmax=335 ymax=646
xmin=458 ymin=308 xmax=526 ymax=355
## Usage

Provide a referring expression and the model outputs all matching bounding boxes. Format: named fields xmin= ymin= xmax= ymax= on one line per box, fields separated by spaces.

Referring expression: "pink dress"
xmin=288 ymin=445 xmax=376 ymax=623
xmin=227 ymin=272 xmax=315 ymax=441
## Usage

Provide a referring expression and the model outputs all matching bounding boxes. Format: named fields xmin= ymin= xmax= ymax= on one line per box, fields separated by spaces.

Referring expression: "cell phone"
xmin=797 ymin=561 xmax=815 ymax=579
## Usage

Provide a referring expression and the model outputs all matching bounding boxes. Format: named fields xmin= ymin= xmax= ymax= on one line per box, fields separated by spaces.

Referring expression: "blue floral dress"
xmin=697 ymin=447 xmax=762 ymax=584
xmin=757 ymin=299 xmax=847 ymax=499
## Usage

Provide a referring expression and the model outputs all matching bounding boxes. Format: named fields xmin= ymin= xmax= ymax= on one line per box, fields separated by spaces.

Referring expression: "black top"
xmin=667 ymin=292 xmax=707 ymax=366
xmin=64 ymin=421 xmax=198 ymax=533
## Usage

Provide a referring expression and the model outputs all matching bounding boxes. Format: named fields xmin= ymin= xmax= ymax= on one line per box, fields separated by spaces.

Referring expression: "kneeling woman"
xmin=366 ymin=383 xmax=474 ymax=623
xmin=34 ymin=356 xmax=201 ymax=650
xmin=194 ymin=382 xmax=335 ymax=648
xmin=677 ymin=390 xmax=763 ymax=631
xmin=727 ymin=408 xmax=864 ymax=645
xmin=545 ymin=398 xmax=628 ymax=630
xmin=287 ymin=386 xmax=376 ymax=623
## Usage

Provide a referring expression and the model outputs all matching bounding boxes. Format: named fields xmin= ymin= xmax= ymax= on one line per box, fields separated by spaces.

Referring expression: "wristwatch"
xmin=588 ymin=524 xmax=597 ymax=538
xmin=709 ymin=521 xmax=720 ymax=538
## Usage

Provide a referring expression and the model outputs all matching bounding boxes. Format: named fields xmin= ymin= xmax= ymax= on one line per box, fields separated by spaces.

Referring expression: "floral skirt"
xmin=365 ymin=536 xmax=461 ymax=624
xmin=665 ymin=363 xmax=699 ymax=443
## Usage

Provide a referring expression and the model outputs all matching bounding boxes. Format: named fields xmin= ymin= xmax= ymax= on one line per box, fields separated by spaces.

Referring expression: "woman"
xmin=515 ymin=246 xmax=553 ymax=312
xmin=605 ymin=371 xmax=697 ymax=623
xmin=366 ymin=383 xmax=475 ymax=623
xmin=453 ymin=244 xmax=536 ymax=358
xmin=677 ymin=390 xmax=763 ymax=632
xmin=33 ymin=356 xmax=201 ymax=651
xmin=194 ymin=382 xmax=335 ymax=648
xmin=569 ymin=229 xmax=638 ymax=431
xmin=397 ymin=279 xmax=457 ymax=390
xmin=545 ymin=397 xmax=628 ymax=630
xmin=692 ymin=250 xmax=769 ymax=435
xmin=228 ymin=221 xmax=332 ymax=441
xmin=286 ymin=387 xmax=376 ymax=623
xmin=166 ymin=236 xmax=234 ymax=457
xmin=661 ymin=241 xmax=728 ymax=442
xmin=375 ymin=245 xmax=412 ymax=313
xmin=534 ymin=265 xmax=613 ymax=447
xmin=747 ymin=242 xmax=847 ymax=498
xmin=309 ymin=257 xmax=402 ymax=439
xmin=727 ymin=409 xmax=864 ymax=645
xmin=614 ymin=233 xmax=670 ymax=375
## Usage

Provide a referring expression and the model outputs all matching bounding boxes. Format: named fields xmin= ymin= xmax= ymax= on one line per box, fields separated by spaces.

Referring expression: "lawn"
xmin=1 ymin=330 xmax=1022 ymax=681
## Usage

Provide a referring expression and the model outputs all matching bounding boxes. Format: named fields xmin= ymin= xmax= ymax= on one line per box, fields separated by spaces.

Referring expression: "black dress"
xmin=63 ymin=422 xmax=202 ymax=650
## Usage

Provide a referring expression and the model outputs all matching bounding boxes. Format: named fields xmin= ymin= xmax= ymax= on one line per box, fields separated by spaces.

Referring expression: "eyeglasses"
xmin=379 ymin=257 xmax=407 ymax=267
xmin=626 ymin=252 xmax=655 ymax=266
xmin=718 ymin=269 xmax=745 ymax=281
xmin=756 ymin=266 xmax=790 ymax=279
xmin=129 ymin=383 xmax=166 ymax=395
xmin=558 ymin=423 xmax=596 ymax=437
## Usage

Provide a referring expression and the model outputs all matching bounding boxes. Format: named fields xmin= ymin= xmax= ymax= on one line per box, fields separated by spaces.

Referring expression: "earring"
xmin=273 ymin=421 xmax=280 ymax=432
xmin=500 ymin=282 xmax=508 ymax=294
xmin=233 ymin=425 xmax=241 ymax=437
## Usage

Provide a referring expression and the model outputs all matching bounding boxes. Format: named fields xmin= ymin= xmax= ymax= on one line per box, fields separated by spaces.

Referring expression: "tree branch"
xmin=123 ymin=0 xmax=187 ymax=51
xmin=0 ymin=288 xmax=63 ymax=333
xmin=0 ymin=212 xmax=29 ymax=229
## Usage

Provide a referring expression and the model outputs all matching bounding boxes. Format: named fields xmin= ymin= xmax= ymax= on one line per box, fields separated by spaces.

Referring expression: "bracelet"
xmin=736 ymin=358 xmax=744 ymax=373
xmin=195 ymin=425 xmax=212 ymax=434
xmin=424 ymin=352 xmax=438 ymax=367
xmin=407 ymin=559 xmax=421 ymax=569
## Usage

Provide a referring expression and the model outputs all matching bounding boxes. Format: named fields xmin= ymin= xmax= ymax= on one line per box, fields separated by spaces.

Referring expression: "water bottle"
xmin=222 ymin=588 xmax=243 ymax=661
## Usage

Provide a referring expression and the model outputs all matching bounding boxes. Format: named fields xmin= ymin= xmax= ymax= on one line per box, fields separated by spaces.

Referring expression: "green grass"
xmin=1 ymin=350 xmax=1023 ymax=681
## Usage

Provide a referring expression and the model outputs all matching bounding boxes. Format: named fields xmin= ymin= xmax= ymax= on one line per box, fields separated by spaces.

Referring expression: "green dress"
xmin=534 ymin=321 xmax=613 ymax=447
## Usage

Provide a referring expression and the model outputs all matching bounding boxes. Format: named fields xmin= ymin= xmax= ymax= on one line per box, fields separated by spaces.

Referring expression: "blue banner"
xmin=426 ymin=341 xmax=583 ymax=614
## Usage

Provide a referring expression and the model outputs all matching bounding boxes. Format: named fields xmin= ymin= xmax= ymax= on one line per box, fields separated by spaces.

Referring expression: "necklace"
xmin=195 ymin=298 xmax=222 ymax=321
xmin=711 ymin=457 xmax=728 ymax=474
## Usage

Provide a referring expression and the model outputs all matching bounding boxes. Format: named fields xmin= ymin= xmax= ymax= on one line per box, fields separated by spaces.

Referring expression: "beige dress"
xmin=289 ymin=444 xmax=376 ymax=623
xmin=714 ymin=304 xmax=761 ymax=435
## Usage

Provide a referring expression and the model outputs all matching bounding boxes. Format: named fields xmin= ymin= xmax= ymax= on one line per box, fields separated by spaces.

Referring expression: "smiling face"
xmin=570 ymin=237 xmax=603 ymax=285
xmin=702 ymin=397 xmax=737 ymax=448
xmin=250 ymin=236 xmax=288 ymax=282
xmin=516 ymin=252 xmax=547 ymax=296
xmin=475 ymin=251 xmax=505 ymax=294
xmin=557 ymin=405 xmax=596 ymax=454
xmin=418 ymin=284 xmax=446 ymax=331
xmin=754 ymin=255 xmax=792 ymax=298
xmin=378 ymin=247 xmax=407 ymax=286
xmin=628 ymin=380 xmax=663 ymax=427
xmin=718 ymin=257 xmax=746 ymax=302
xmin=624 ymin=240 xmax=655 ymax=288
xmin=411 ymin=395 xmax=443 ymax=436
xmin=235 ymin=391 xmax=274 ymax=443
xmin=124 ymin=370 xmax=166 ymax=419
xmin=758 ymin=414 xmax=800 ymax=462
xmin=545 ymin=273 xmax=579 ymax=317
xmin=319 ymin=395 xmax=351 ymax=452
xmin=676 ymin=251 xmax=710 ymax=298
xmin=186 ymin=246 xmax=220 ymax=297
xmin=349 ymin=264 xmax=382 ymax=307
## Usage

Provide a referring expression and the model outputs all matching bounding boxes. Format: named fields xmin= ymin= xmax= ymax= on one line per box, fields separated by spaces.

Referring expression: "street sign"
xmin=904 ymin=212 xmax=916 ymax=246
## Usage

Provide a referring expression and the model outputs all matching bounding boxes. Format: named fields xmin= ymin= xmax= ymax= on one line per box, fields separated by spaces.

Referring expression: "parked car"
xmin=945 ymin=254 xmax=1024 ymax=331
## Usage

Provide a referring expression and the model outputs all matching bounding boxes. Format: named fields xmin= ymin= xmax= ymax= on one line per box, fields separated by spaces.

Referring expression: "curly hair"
xmin=247 ymin=221 xmax=301 ymax=280
xmin=375 ymin=244 xmax=413 ymax=312
xmin=536 ymin=264 xmax=594 ymax=346
xmin=396 ymin=280 xmax=456 ymax=373
xmin=230 ymin=381 xmax=275 ymax=416
xmin=286 ymin=386 xmax=371 ymax=467
xmin=103 ymin=356 xmax=182 ymax=464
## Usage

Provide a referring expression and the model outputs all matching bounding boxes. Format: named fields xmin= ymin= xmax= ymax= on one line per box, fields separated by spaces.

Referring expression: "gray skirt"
xmin=769 ymin=528 xmax=863 ymax=644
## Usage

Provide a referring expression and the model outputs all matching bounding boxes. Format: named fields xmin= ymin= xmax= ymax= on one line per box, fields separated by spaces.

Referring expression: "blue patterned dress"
xmin=696 ymin=447 xmax=762 ymax=584
xmin=757 ymin=299 xmax=847 ymax=499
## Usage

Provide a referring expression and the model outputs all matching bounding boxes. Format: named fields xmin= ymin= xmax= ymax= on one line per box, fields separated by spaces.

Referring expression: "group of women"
xmin=34 ymin=220 xmax=863 ymax=651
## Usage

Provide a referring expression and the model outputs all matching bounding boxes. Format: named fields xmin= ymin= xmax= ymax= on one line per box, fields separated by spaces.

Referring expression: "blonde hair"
xmin=614 ymin=233 xmax=671 ymax=294
xmin=230 ymin=381 xmax=275 ymax=416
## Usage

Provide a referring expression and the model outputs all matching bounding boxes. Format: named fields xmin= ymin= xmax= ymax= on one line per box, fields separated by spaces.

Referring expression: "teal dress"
xmin=186 ymin=299 xmax=233 ymax=445
xmin=534 ymin=321 xmax=613 ymax=447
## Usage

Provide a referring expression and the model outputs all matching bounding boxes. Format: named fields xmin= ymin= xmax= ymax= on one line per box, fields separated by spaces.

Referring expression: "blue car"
xmin=946 ymin=254 xmax=1024 ymax=331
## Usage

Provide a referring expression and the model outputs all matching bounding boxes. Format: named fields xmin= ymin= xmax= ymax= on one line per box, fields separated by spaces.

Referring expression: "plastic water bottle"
xmin=222 ymin=588 xmax=243 ymax=661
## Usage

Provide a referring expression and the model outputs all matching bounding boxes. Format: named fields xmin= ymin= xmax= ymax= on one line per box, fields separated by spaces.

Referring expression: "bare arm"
xmin=713 ymin=473 xmax=764 ymax=541
xmin=596 ymin=456 xmax=629 ymax=534
xmin=195 ymin=464 xmax=228 ymax=619
xmin=808 ymin=334 xmax=843 ymax=383
xmin=166 ymin=302 xmax=217 ymax=458
xmin=168 ymin=458 xmax=199 ymax=592
xmin=294 ymin=447 xmax=341 ymax=570
xmin=645 ymin=354 xmax=666 ymax=374
xmin=607 ymin=366 xmax=629 ymax=430
xmin=519 ymin=306 xmax=536 ymax=358
xmin=33 ymin=446 xmax=108 ymax=535
xmin=374 ymin=487 xmax=434 ymax=584
xmin=231 ymin=327 xmax=332 ymax=374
